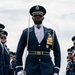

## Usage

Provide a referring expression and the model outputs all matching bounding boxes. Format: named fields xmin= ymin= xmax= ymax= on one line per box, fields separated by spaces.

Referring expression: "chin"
xmin=35 ymin=22 xmax=42 ymax=24
xmin=34 ymin=20 xmax=42 ymax=24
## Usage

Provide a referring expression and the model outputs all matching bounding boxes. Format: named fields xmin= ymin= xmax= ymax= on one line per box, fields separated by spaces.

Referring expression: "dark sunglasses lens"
xmin=1 ymin=37 xmax=6 ymax=39
xmin=34 ymin=15 xmax=42 ymax=17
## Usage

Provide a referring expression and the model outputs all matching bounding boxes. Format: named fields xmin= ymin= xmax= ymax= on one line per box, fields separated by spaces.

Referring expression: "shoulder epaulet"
xmin=23 ymin=28 xmax=28 ymax=32
xmin=47 ymin=27 xmax=55 ymax=34
xmin=23 ymin=27 xmax=33 ymax=33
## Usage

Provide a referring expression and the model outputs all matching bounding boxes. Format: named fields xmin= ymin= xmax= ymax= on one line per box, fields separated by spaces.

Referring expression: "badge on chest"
xmin=46 ymin=33 xmax=53 ymax=46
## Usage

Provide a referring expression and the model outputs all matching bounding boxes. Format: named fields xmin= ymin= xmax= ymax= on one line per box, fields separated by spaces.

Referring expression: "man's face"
xmin=68 ymin=54 xmax=72 ymax=58
xmin=1 ymin=36 xmax=6 ymax=43
xmin=12 ymin=57 xmax=16 ymax=61
xmin=32 ymin=15 xmax=44 ymax=24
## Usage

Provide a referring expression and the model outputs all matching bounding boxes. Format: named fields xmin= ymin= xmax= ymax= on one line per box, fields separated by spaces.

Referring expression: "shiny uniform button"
xmin=38 ymin=45 xmax=40 ymax=47
xmin=39 ymin=59 xmax=41 ymax=61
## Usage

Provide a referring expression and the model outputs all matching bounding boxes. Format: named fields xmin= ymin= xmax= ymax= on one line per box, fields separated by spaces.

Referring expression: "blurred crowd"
xmin=0 ymin=24 xmax=16 ymax=75
xmin=66 ymin=36 xmax=75 ymax=75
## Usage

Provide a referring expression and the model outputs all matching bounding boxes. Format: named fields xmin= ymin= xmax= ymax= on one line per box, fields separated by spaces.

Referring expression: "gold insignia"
xmin=46 ymin=33 xmax=53 ymax=45
xmin=35 ymin=51 xmax=43 ymax=55
xmin=73 ymin=59 xmax=75 ymax=63
xmin=35 ymin=6 xmax=39 ymax=10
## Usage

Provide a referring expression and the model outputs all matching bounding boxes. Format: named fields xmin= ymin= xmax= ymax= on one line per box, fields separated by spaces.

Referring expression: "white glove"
xmin=54 ymin=73 xmax=58 ymax=75
xmin=17 ymin=70 xmax=25 ymax=75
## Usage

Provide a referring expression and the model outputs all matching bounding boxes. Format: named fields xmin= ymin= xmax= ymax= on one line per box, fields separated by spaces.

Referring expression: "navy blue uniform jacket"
xmin=16 ymin=26 xmax=61 ymax=75
xmin=0 ymin=43 xmax=10 ymax=75
xmin=0 ymin=43 xmax=5 ymax=75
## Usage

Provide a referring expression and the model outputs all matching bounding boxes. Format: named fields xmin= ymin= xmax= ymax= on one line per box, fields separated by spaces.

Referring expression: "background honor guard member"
xmin=1 ymin=30 xmax=10 ymax=75
xmin=0 ymin=30 xmax=10 ymax=75
xmin=16 ymin=5 xmax=61 ymax=75
xmin=71 ymin=36 xmax=75 ymax=56
xmin=67 ymin=48 xmax=72 ymax=63
xmin=0 ymin=24 xmax=5 ymax=75
xmin=66 ymin=54 xmax=75 ymax=75
xmin=66 ymin=48 xmax=72 ymax=75
xmin=10 ymin=52 xmax=16 ymax=75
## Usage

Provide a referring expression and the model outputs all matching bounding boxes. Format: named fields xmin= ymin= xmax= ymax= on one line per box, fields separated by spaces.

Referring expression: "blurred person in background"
xmin=1 ymin=30 xmax=10 ymax=75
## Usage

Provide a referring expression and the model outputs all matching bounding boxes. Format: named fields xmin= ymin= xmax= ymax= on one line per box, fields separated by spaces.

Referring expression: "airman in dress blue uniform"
xmin=71 ymin=36 xmax=75 ymax=56
xmin=66 ymin=48 xmax=72 ymax=75
xmin=0 ymin=24 xmax=5 ymax=75
xmin=66 ymin=54 xmax=75 ymax=75
xmin=16 ymin=5 xmax=61 ymax=75
xmin=66 ymin=36 xmax=75 ymax=75
xmin=10 ymin=51 xmax=14 ymax=75
xmin=67 ymin=48 xmax=72 ymax=62
xmin=0 ymin=30 xmax=10 ymax=75
xmin=66 ymin=58 xmax=71 ymax=75
xmin=10 ymin=52 xmax=16 ymax=75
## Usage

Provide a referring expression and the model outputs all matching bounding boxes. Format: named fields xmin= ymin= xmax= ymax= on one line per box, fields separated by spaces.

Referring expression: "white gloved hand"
xmin=17 ymin=70 xmax=25 ymax=75
xmin=53 ymin=73 xmax=58 ymax=75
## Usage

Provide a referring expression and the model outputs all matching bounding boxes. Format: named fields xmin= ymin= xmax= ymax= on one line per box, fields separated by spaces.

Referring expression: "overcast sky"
xmin=0 ymin=0 xmax=75 ymax=75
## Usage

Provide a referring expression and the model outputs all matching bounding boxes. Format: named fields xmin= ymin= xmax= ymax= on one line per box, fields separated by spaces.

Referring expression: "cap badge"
xmin=35 ymin=6 xmax=40 ymax=10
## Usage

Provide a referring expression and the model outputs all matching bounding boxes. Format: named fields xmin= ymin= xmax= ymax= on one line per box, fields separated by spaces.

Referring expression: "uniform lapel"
xmin=40 ymin=26 xmax=48 ymax=44
xmin=4 ymin=46 xmax=10 ymax=54
xmin=30 ymin=26 xmax=48 ymax=44
xmin=0 ymin=42 xmax=4 ymax=54
xmin=43 ymin=26 xmax=48 ymax=37
xmin=29 ymin=26 xmax=39 ymax=44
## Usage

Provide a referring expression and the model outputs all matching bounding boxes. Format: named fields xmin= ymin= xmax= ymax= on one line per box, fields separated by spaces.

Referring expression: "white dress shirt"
xmin=34 ymin=24 xmax=44 ymax=43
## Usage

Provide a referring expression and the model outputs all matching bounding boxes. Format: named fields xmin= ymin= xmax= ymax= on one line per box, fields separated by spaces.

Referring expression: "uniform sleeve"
xmin=53 ymin=31 xmax=61 ymax=74
xmin=0 ymin=43 xmax=2 ymax=54
xmin=16 ymin=30 xmax=27 ymax=72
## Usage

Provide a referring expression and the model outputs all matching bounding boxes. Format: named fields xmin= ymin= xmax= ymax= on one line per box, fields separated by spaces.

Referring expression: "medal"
xmin=46 ymin=33 xmax=53 ymax=45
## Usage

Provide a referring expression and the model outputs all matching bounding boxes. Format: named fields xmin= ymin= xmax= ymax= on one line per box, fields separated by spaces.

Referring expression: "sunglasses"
xmin=1 ymin=37 xmax=6 ymax=39
xmin=0 ymin=30 xmax=3 ymax=32
xmin=33 ymin=15 xmax=43 ymax=17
